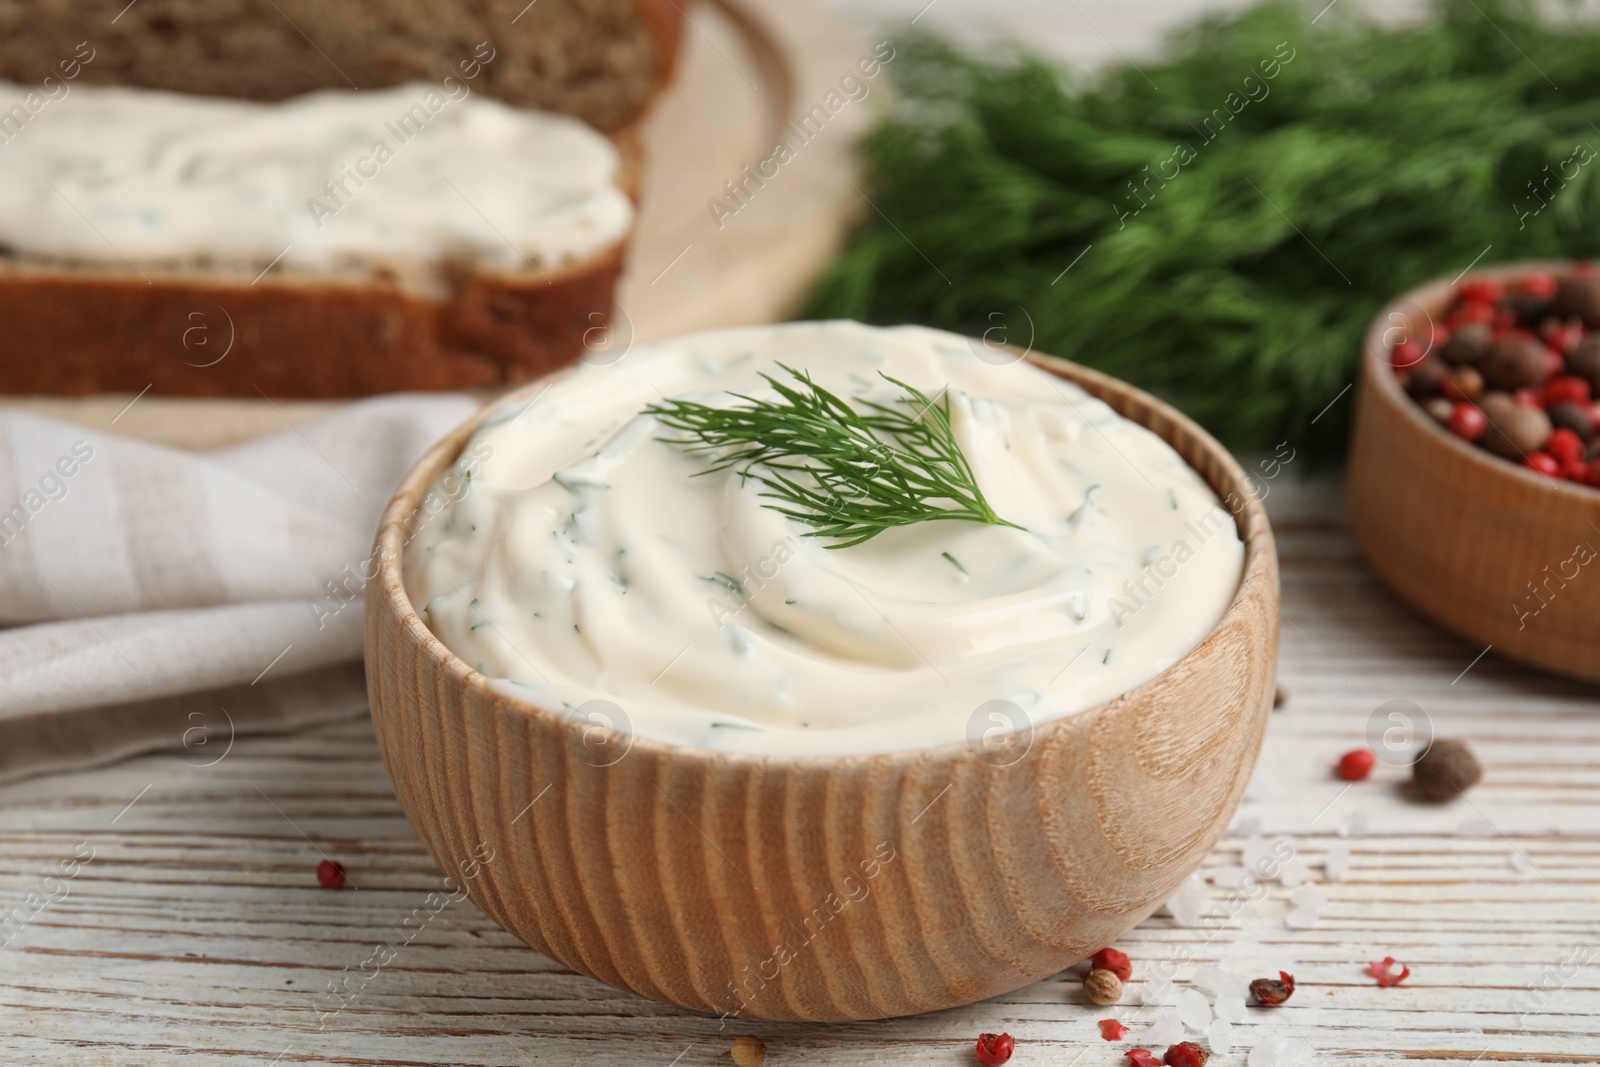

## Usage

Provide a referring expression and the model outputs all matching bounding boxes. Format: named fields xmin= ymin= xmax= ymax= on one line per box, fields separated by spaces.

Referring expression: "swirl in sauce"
xmin=406 ymin=322 xmax=1245 ymax=755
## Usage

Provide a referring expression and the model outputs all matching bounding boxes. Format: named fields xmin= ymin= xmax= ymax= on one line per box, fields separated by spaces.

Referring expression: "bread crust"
xmin=0 ymin=246 xmax=626 ymax=396
xmin=0 ymin=0 xmax=685 ymax=132
xmin=632 ymin=0 xmax=687 ymax=105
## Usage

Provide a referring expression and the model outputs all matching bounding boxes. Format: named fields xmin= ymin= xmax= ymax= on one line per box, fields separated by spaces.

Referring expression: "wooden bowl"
xmin=1347 ymin=263 xmax=1600 ymax=682
xmin=365 ymin=349 xmax=1280 ymax=1021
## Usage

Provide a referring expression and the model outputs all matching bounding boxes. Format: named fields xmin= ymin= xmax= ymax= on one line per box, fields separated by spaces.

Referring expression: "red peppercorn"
xmin=1368 ymin=957 xmax=1410 ymax=987
xmin=1164 ymin=1042 xmax=1210 ymax=1067
xmin=1337 ymin=748 xmax=1377 ymax=781
xmin=1099 ymin=1019 xmax=1130 ymax=1041
xmin=1543 ymin=321 xmax=1586 ymax=355
xmin=1542 ymin=349 xmax=1568 ymax=378
xmin=1092 ymin=947 xmax=1133 ymax=982
xmin=1249 ymin=971 xmax=1297 ymax=1006
xmin=1493 ymin=307 xmax=1521 ymax=333
xmin=316 ymin=859 xmax=347 ymax=889
xmin=1450 ymin=301 xmax=1497 ymax=328
xmin=1514 ymin=387 xmax=1547 ymax=409
xmin=1548 ymin=427 xmax=1585 ymax=465
xmin=1389 ymin=340 xmax=1428 ymax=370
xmin=1458 ymin=278 xmax=1505 ymax=304
xmin=976 ymin=1032 xmax=1014 ymax=1066
xmin=1126 ymin=1051 xmax=1164 ymax=1067
xmin=1546 ymin=376 xmax=1593 ymax=406
xmin=1446 ymin=402 xmax=1487 ymax=442
xmin=1562 ymin=459 xmax=1588 ymax=482
xmin=1587 ymin=459 xmax=1600 ymax=487
xmin=1519 ymin=269 xmax=1559 ymax=301
xmin=1525 ymin=453 xmax=1561 ymax=478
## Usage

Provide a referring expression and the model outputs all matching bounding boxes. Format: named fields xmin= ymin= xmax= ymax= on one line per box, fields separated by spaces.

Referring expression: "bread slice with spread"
xmin=0 ymin=0 xmax=681 ymax=395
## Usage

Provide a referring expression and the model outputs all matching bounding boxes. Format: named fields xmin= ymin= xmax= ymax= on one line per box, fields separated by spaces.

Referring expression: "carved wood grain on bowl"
xmin=364 ymin=347 xmax=1280 ymax=1022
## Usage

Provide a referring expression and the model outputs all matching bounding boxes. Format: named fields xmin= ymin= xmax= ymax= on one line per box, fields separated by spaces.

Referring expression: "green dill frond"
xmin=803 ymin=0 xmax=1600 ymax=462
xmin=645 ymin=365 xmax=1021 ymax=547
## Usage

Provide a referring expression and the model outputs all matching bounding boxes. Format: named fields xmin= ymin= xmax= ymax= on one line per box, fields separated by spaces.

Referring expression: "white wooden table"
xmin=5 ymin=1 xmax=1599 ymax=1060
xmin=4 ymin=475 xmax=1596 ymax=1065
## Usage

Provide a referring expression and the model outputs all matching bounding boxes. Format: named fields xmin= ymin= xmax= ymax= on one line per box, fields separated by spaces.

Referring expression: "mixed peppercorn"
xmin=1391 ymin=266 xmax=1600 ymax=486
xmin=316 ymin=858 xmax=347 ymax=889
xmin=975 ymin=1032 xmax=1015 ymax=1066
xmin=1249 ymin=971 xmax=1296 ymax=1007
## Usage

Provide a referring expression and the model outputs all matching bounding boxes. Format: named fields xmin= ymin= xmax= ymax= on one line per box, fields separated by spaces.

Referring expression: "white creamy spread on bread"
xmin=0 ymin=81 xmax=632 ymax=271
xmin=405 ymin=322 xmax=1245 ymax=755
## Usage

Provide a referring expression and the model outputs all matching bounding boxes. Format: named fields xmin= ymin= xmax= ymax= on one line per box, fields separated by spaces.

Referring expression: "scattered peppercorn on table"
xmin=2 ymin=475 xmax=1596 ymax=1066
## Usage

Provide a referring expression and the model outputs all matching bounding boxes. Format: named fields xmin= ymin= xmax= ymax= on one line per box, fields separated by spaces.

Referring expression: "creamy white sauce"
xmin=0 ymin=81 xmax=632 ymax=271
xmin=405 ymin=322 xmax=1245 ymax=755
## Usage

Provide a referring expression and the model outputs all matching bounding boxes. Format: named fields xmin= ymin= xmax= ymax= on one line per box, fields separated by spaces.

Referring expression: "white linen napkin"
xmin=0 ymin=394 xmax=477 ymax=783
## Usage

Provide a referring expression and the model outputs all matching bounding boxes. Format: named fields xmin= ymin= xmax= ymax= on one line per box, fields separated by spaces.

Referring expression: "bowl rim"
xmin=370 ymin=331 xmax=1278 ymax=770
xmin=1362 ymin=257 xmax=1599 ymax=502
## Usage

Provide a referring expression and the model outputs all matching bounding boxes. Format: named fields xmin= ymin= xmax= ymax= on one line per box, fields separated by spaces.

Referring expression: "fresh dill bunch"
xmin=645 ymin=364 xmax=1020 ymax=547
xmin=803 ymin=0 xmax=1600 ymax=462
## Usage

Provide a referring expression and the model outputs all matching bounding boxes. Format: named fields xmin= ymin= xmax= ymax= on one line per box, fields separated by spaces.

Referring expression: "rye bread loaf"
xmin=0 ymin=0 xmax=682 ymax=132
xmin=0 ymin=0 xmax=678 ymax=397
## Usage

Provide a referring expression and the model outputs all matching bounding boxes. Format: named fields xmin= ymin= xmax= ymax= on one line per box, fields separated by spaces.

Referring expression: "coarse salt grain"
xmin=1325 ymin=844 xmax=1351 ymax=882
xmin=1278 ymin=859 xmax=1312 ymax=888
xmin=1191 ymin=965 xmax=1247 ymax=997
xmin=1207 ymin=1018 xmax=1235 ymax=1055
xmin=1177 ymin=988 xmax=1212 ymax=1030
xmin=1240 ymin=836 xmax=1272 ymax=872
xmin=1140 ymin=975 xmax=1174 ymax=1006
xmin=1144 ymin=1007 xmax=1185 ymax=1047
xmin=1285 ymin=883 xmax=1327 ymax=930
xmin=1248 ymin=1031 xmax=1316 ymax=1067
xmin=1189 ymin=965 xmax=1226 ymax=995
xmin=1166 ymin=874 xmax=1208 ymax=928
xmin=1209 ymin=866 xmax=1250 ymax=890
xmin=1213 ymin=992 xmax=1248 ymax=1024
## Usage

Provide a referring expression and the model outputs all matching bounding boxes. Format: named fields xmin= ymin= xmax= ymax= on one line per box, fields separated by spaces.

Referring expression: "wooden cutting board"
xmin=1 ymin=0 xmax=877 ymax=450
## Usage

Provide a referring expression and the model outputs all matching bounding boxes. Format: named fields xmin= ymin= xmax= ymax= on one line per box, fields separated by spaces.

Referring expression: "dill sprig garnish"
xmin=645 ymin=364 xmax=1020 ymax=548
xmin=803 ymin=0 xmax=1600 ymax=463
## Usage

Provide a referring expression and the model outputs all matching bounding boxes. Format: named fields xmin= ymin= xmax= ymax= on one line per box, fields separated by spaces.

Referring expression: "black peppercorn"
xmin=1548 ymin=401 xmax=1595 ymax=440
xmin=1553 ymin=275 xmax=1600 ymax=328
xmin=1567 ymin=337 xmax=1600 ymax=393
xmin=1480 ymin=337 xmax=1550 ymax=391
xmin=1412 ymin=739 xmax=1483 ymax=801
xmin=1440 ymin=322 xmax=1491 ymax=365
xmin=1403 ymin=357 xmax=1449 ymax=398
xmin=1478 ymin=392 xmax=1551 ymax=459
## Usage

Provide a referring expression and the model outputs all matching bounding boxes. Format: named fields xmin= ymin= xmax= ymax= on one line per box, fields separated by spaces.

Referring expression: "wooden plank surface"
xmin=3 ymin=475 xmax=1596 ymax=1065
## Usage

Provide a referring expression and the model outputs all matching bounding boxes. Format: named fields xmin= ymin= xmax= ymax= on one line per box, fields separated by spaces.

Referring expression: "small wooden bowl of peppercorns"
xmin=1347 ymin=261 xmax=1600 ymax=682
